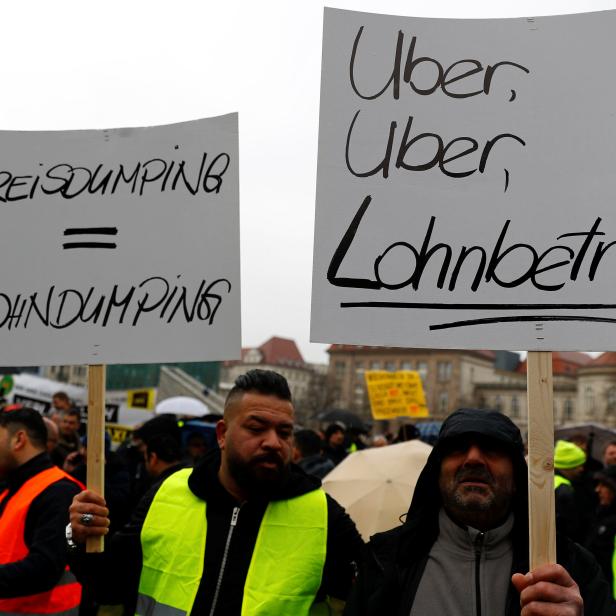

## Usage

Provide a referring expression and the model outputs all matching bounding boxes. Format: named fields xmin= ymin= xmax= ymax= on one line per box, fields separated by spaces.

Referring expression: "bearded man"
xmin=68 ymin=369 xmax=363 ymax=616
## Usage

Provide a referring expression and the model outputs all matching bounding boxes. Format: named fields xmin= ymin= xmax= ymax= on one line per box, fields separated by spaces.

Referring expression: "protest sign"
xmin=0 ymin=115 xmax=240 ymax=365
xmin=364 ymin=370 xmax=428 ymax=419
xmin=311 ymin=9 xmax=616 ymax=352
xmin=127 ymin=388 xmax=156 ymax=410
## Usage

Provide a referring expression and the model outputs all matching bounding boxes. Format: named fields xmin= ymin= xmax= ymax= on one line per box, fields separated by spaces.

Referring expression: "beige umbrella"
xmin=322 ymin=440 xmax=432 ymax=541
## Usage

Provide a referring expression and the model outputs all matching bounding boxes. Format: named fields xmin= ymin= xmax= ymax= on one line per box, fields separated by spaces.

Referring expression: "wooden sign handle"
xmin=86 ymin=364 xmax=106 ymax=553
xmin=526 ymin=351 xmax=556 ymax=568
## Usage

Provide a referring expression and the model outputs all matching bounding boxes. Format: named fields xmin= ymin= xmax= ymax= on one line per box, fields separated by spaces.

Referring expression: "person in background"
xmin=324 ymin=422 xmax=347 ymax=467
xmin=604 ymin=441 xmax=616 ymax=467
xmin=344 ymin=408 xmax=616 ymax=616
xmin=49 ymin=391 xmax=72 ymax=428
xmin=52 ymin=408 xmax=82 ymax=467
xmin=0 ymin=407 xmax=82 ymax=613
xmin=43 ymin=417 xmax=59 ymax=456
xmin=185 ymin=431 xmax=208 ymax=464
xmin=585 ymin=465 xmax=616 ymax=598
xmin=371 ymin=435 xmax=388 ymax=448
xmin=293 ymin=429 xmax=335 ymax=479
xmin=554 ymin=440 xmax=589 ymax=544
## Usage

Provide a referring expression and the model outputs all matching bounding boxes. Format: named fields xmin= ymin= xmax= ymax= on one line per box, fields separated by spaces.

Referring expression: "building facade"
xmin=327 ymin=345 xmax=505 ymax=424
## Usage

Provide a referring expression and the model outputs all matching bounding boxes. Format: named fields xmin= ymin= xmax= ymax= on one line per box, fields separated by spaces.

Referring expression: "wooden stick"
xmin=526 ymin=351 xmax=556 ymax=568
xmin=86 ymin=364 xmax=106 ymax=553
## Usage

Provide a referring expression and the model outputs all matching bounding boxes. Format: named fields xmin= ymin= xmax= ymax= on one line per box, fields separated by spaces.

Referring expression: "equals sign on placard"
xmin=63 ymin=227 xmax=118 ymax=250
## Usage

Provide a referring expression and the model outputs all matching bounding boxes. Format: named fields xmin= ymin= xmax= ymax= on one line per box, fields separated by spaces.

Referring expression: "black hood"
xmin=395 ymin=408 xmax=529 ymax=567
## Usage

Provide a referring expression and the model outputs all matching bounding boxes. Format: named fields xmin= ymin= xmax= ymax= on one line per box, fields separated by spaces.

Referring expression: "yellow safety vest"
xmin=136 ymin=468 xmax=328 ymax=616
xmin=554 ymin=475 xmax=572 ymax=489
xmin=612 ymin=536 xmax=616 ymax=600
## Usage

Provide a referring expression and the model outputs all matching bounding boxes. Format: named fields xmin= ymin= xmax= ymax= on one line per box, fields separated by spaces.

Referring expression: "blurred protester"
xmin=394 ymin=423 xmax=420 ymax=443
xmin=554 ymin=440 xmax=589 ymax=544
xmin=43 ymin=416 xmax=59 ymax=455
xmin=585 ymin=466 xmax=616 ymax=597
xmin=52 ymin=408 xmax=82 ymax=467
xmin=119 ymin=414 xmax=181 ymax=509
xmin=346 ymin=428 xmax=367 ymax=454
xmin=293 ymin=429 xmax=335 ymax=479
xmin=371 ymin=435 xmax=388 ymax=448
xmin=345 ymin=408 xmax=615 ymax=616
xmin=68 ymin=369 xmax=363 ymax=615
xmin=569 ymin=433 xmax=604 ymax=474
xmin=49 ymin=391 xmax=72 ymax=427
xmin=143 ymin=433 xmax=185 ymax=486
xmin=185 ymin=431 xmax=208 ymax=464
xmin=604 ymin=441 xmax=616 ymax=467
xmin=0 ymin=407 xmax=82 ymax=612
xmin=324 ymin=422 xmax=347 ymax=467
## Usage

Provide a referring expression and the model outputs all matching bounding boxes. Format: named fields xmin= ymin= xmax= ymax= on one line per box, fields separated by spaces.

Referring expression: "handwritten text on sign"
xmin=365 ymin=370 xmax=428 ymax=420
xmin=0 ymin=115 xmax=240 ymax=365
xmin=311 ymin=9 xmax=616 ymax=351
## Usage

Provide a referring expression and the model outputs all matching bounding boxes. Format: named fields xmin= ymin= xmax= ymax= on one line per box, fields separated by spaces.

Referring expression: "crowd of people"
xmin=0 ymin=368 xmax=614 ymax=614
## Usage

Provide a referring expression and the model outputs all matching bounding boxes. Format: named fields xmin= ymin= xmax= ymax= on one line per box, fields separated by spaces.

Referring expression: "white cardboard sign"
xmin=0 ymin=115 xmax=240 ymax=365
xmin=311 ymin=9 xmax=616 ymax=351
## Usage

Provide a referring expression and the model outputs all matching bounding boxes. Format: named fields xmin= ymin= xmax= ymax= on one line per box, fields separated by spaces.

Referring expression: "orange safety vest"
xmin=0 ymin=465 xmax=83 ymax=614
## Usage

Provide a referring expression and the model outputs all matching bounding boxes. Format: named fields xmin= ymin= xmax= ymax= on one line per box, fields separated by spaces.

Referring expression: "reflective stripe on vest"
xmin=137 ymin=468 xmax=328 ymax=616
xmin=0 ymin=466 xmax=82 ymax=614
xmin=554 ymin=475 xmax=572 ymax=489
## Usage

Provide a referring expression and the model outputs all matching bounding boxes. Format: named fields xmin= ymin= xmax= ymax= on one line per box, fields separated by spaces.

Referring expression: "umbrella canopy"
xmin=317 ymin=409 xmax=370 ymax=432
xmin=155 ymin=396 xmax=209 ymax=418
xmin=555 ymin=423 xmax=616 ymax=461
xmin=322 ymin=440 xmax=432 ymax=540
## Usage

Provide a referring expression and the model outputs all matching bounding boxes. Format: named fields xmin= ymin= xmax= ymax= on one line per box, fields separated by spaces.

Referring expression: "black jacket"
xmin=0 ymin=453 xmax=81 ymax=598
xmin=585 ymin=502 xmax=616 ymax=590
xmin=71 ymin=449 xmax=363 ymax=614
xmin=344 ymin=409 xmax=616 ymax=616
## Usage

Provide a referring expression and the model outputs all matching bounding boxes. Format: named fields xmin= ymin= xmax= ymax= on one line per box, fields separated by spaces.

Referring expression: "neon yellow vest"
xmin=612 ymin=536 xmax=616 ymax=600
xmin=136 ymin=468 xmax=328 ymax=616
xmin=554 ymin=475 xmax=572 ymax=489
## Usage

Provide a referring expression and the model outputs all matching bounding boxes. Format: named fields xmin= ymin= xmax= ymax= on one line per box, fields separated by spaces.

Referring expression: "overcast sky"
xmin=2 ymin=0 xmax=613 ymax=363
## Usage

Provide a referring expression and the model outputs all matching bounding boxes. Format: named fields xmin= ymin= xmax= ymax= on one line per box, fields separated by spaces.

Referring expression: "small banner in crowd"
xmin=364 ymin=370 xmax=428 ymax=419
xmin=127 ymin=388 xmax=156 ymax=410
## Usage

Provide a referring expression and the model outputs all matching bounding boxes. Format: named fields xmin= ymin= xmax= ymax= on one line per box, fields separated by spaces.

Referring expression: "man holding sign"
xmin=345 ymin=409 xmax=615 ymax=615
xmin=68 ymin=370 xmax=363 ymax=615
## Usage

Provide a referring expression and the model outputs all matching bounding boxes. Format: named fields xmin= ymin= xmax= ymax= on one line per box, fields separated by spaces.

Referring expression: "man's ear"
xmin=216 ymin=420 xmax=227 ymax=450
xmin=11 ymin=429 xmax=27 ymax=452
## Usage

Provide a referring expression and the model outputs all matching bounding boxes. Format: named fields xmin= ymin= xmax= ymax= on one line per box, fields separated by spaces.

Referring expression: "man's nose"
xmin=463 ymin=444 xmax=487 ymax=465
xmin=262 ymin=429 xmax=283 ymax=450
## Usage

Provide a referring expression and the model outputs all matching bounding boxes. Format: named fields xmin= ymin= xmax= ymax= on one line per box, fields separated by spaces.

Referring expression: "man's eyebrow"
xmin=244 ymin=415 xmax=293 ymax=429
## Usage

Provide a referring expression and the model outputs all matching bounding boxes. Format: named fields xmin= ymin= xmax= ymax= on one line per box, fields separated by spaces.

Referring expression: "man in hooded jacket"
xmin=344 ymin=408 xmax=616 ymax=616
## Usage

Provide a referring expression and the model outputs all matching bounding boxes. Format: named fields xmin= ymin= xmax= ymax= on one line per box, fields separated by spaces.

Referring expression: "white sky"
xmin=2 ymin=0 xmax=613 ymax=364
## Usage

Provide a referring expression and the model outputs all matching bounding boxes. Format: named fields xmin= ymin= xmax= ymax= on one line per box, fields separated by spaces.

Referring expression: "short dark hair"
xmin=605 ymin=440 xmax=616 ymax=451
xmin=0 ymin=407 xmax=47 ymax=449
xmin=145 ymin=434 xmax=182 ymax=464
xmin=225 ymin=369 xmax=292 ymax=409
xmin=294 ymin=429 xmax=323 ymax=458
xmin=52 ymin=391 xmax=70 ymax=403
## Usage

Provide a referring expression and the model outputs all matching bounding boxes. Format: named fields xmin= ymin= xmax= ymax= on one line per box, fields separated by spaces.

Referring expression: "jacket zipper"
xmin=474 ymin=532 xmax=484 ymax=616
xmin=208 ymin=506 xmax=240 ymax=616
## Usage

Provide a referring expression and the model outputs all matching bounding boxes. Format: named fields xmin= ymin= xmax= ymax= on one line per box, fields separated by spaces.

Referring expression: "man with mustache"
xmin=345 ymin=408 xmax=616 ymax=616
xmin=67 ymin=369 xmax=363 ymax=615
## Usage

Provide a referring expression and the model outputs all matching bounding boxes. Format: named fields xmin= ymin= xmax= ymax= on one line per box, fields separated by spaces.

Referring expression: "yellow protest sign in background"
xmin=127 ymin=388 xmax=156 ymax=411
xmin=364 ymin=371 xmax=429 ymax=420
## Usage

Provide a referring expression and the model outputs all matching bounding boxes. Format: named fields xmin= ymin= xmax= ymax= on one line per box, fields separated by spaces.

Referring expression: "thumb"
xmin=511 ymin=572 xmax=532 ymax=594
